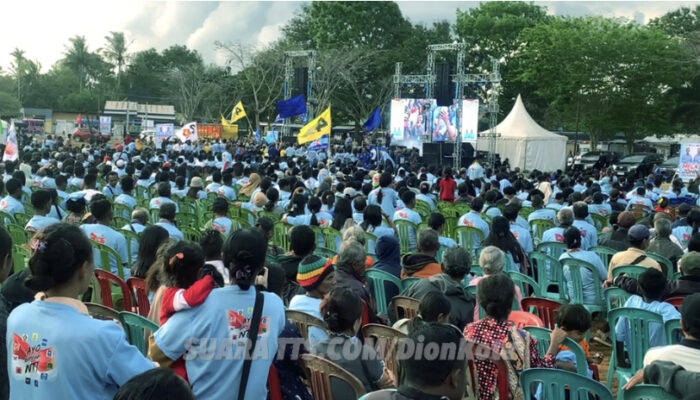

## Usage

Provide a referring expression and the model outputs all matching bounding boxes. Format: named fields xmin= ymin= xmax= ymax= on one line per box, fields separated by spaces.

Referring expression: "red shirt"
xmin=438 ymin=177 xmax=456 ymax=202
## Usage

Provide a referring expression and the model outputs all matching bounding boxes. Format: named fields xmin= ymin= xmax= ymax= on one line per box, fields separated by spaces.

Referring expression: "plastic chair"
xmin=113 ymin=203 xmax=132 ymax=219
xmin=238 ymin=207 xmax=256 ymax=228
xmin=285 ymin=310 xmax=327 ymax=344
xmin=530 ymin=219 xmax=555 ymax=246
xmin=520 ymin=297 xmax=563 ymax=330
xmin=364 ymin=231 xmax=378 ymax=257
xmin=665 ymin=296 xmax=684 ymax=309
xmin=524 ymin=326 xmax=588 ymax=376
xmin=85 ymin=302 xmax=120 ymax=321
xmin=665 ymin=318 xmax=682 ymax=345
xmin=361 ymin=324 xmax=406 ymax=386
xmin=612 ymin=265 xmax=648 ymax=280
xmin=365 ymin=269 xmax=403 ymax=315
xmin=175 ymin=211 xmax=197 ymax=228
xmin=273 ymin=222 xmax=291 ymax=252
xmin=94 ymin=269 xmax=133 ymax=311
xmin=560 ymin=258 xmax=604 ymax=315
xmin=394 ymin=220 xmax=418 ymax=254
xmin=322 ymin=227 xmax=343 ymax=253
xmin=470 ymin=264 xmax=484 ymax=276
xmin=181 ymin=227 xmax=201 ymax=242
xmin=647 ymin=252 xmax=675 ymax=280
xmin=358 ymin=389 xmax=398 ymax=400
xmin=258 ymin=210 xmax=280 ymax=223
xmin=118 ymin=311 xmax=159 ymax=356
xmin=606 ymin=307 xmax=666 ymax=389
xmin=0 ymin=210 xmax=16 ymax=224
xmin=591 ymin=213 xmax=610 ymax=233
xmin=120 ymin=229 xmax=140 ymax=265
xmin=508 ymin=271 xmax=544 ymax=299
xmin=466 ymin=348 xmax=509 ymax=400
xmin=528 ymin=251 xmax=566 ymax=301
xmin=435 ymin=244 xmax=448 ymax=263
xmin=620 ymin=384 xmax=681 ymax=400
xmin=11 ymin=244 xmax=30 ymax=272
xmin=13 ymin=212 xmax=31 ymax=227
xmin=148 ymin=208 xmax=160 ymax=224
xmin=604 ymin=287 xmax=631 ymax=313
xmin=537 ymin=241 xmax=567 ymax=259
xmin=400 ymin=277 xmax=421 ymax=291
xmin=520 ymin=368 xmax=613 ymax=400
xmin=390 ymin=296 xmax=420 ymax=320
xmin=7 ymin=224 xmax=28 ymax=245
xmin=591 ymin=246 xmax=617 ymax=269
xmin=507 ymin=311 xmax=543 ymax=328
xmin=126 ymin=277 xmax=150 ymax=317
xmin=301 ymin=353 xmax=366 ymax=400
xmin=454 ymin=203 xmax=471 ymax=217
xmin=455 ymin=226 xmax=485 ymax=258
xmin=91 ymin=241 xmax=126 ymax=279
xmin=111 ymin=216 xmax=130 ymax=231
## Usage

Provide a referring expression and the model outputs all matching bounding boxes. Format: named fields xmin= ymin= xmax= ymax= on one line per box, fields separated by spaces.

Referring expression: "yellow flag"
xmin=230 ymin=101 xmax=246 ymax=123
xmin=298 ymin=107 xmax=331 ymax=144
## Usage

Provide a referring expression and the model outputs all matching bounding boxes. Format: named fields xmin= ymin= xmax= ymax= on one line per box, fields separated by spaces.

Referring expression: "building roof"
xmin=103 ymin=101 xmax=175 ymax=121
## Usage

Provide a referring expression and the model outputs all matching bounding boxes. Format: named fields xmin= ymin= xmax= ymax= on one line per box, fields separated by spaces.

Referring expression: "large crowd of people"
xmin=0 ymin=129 xmax=699 ymax=400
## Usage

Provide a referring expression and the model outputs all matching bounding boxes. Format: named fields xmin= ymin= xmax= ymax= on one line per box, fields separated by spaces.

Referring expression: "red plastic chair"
xmin=126 ymin=277 xmax=150 ymax=317
xmin=666 ymin=296 xmax=684 ymax=310
xmin=94 ymin=270 xmax=133 ymax=311
xmin=508 ymin=311 xmax=543 ymax=329
xmin=520 ymin=297 xmax=563 ymax=330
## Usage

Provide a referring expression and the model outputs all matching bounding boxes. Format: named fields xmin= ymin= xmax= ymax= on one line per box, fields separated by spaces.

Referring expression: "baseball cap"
xmin=680 ymin=293 xmax=700 ymax=332
xmin=189 ymin=177 xmax=204 ymax=188
xmin=680 ymin=251 xmax=700 ymax=276
xmin=343 ymin=187 xmax=358 ymax=198
xmin=628 ymin=224 xmax=650 ymax=241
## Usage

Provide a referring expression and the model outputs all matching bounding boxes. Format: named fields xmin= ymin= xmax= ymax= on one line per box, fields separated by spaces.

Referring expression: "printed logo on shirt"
xmin=212 ymin=223 xmax=226 ymax=233
xmin=461 ymin=219 xmax=474 ymax=227
xmin=227 ymin=310 xmax=269 ymax=341
xmin=11 ymin=333 xmax=56 ymax=386
xmin=0 ymin=199 xmax=7 ymax=209
xmin=554 ymin=233 xmax=564 ymax=242
xmin=89 ymin=232 xmax=106 ymax=244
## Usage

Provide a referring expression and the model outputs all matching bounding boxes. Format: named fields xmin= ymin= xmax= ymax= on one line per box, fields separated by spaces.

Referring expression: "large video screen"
xmin=390 ymin=98 xmax=480 ymax=145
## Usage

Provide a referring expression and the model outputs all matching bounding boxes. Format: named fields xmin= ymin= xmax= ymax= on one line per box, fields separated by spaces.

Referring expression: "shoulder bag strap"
xmin=630 ymin=254 xmax=647 ymax=265
xmin=238 ymin=290 xmax=264 ymax=400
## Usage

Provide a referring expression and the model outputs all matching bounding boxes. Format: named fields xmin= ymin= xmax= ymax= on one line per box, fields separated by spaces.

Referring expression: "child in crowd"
xmin=393 ymin=291 xmax=452 ymax=334
xmin=554 ymin=304 xmax=603 ymax=379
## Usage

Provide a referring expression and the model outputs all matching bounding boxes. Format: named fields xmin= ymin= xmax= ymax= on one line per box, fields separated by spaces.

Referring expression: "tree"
xmin=649 ymin=6 xmax=700 ymax=37
xmin=63 ymin=36 xmax=91 ymax=91
xmin=102 ymin=31 xmax=131 ymax=94
xmin=9 ymin=48 xmax=26 ymax=102
xmin=0 ymin=91 xmax=20 ymax=116
xmin=169 ymin=65 xmax=212 ymax=121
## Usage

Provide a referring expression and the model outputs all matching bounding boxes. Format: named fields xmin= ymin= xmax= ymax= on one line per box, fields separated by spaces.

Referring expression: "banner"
xmin=308 ymin=135 xmax=329 ymax=151
xmin=175 ymin=121 xmax=197 ymax=143
xmin=230 ymin=101 xmax=246 ymax=123
xmin=99 ymin=116 xmax=111 ymax=135
xmin=265 ymin=131 xmax=279 ymax=144
xmin=155 ymin=123 xmax=174 ymax=145
xmin=3 ymin=121 xmax=18 ymax=162
xmin=678 ymin=142 xmax=700 ymax=182
xmin=461 ymin=99 xmax=479 ymax=142
xmin=298 ymin=107 xmax=331 ymax=144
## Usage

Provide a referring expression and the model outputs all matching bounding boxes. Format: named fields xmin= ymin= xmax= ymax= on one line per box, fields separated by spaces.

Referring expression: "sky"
xmin=1 ymin=1 xmax=698 ymax=73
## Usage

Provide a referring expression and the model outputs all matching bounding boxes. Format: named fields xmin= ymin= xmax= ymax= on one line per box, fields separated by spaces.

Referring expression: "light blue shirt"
xmin=393 ymin=208 xmax=422 ymax=251
xmin=217 ymin=185 xmax=237 ymax=201
xmin=211 ymin=216 xmax=234 ymax=237
xmin=467 ymin=163 xmax=484 ymax=180
xmin=289 ymin=294 xmax=327 ymax=350
xmin=626 ymin=195 xmax=653 ymax=214
xmin=672 ymin=226 xmax=692 ymax=247
xmin=7 ymin=301 xmax=153 ymax=400
xmin=457 ymin=211 xmax=490 ymax=250
xmin=484 ymin=204 xmax=502 ymax=219
xmin=113 ymin=194 xmax=137 ymax=218
xmin=368 ymin=187 xmax=399 ymax=217
xmin=0 ymin=195 xmax=24 ymax=216
xmin=25 ymin=215 xmax=59 ymax=232
xmin=148 ymin=196 xmax=178 ymax=211
xmin=80 ymin=223 xmax=129 ymax=278
xmin=572 ymin=220 xmax=597 ymax=250
xmin=510 ymin=224 xmax=533 ymax=254
xmin=154 ymin=286 xmax=285 ymax=400
xmin=588 ymin=203 xmax=612 ymax=218
xmin=416 ymin=194 xmax=435 ymax=210
xmin=102 ymin=184 xmax=122 ymax=199
xmin=439 ymin=236 xmax=457 ymax=248
xmin=515 ymin=215 xmax=529 ymax=231
xmin=615 ymin=295 xmax=680 ymax=353
xmin=560 ymin=250 xmax=607 ymax=304
xmin=528 ymin=208 xmax=556 ymax=224
xmin=156 ymin=220 xmax=184 ymax=241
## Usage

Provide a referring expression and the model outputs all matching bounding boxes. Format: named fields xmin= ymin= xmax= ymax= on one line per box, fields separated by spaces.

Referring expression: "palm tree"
xmin=9 ymin=48 xmax=26 ymax=101
xmin=102 ymin=32 xmax=131 ymax=90
xmin=63 ymin=35 xmax=90 ymax=91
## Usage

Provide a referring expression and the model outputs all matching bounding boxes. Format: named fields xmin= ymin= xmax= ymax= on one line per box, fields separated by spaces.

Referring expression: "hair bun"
xmin=25 ymin=274 xmax=55 ymax=292
xmin=324 ymin=311 xmax=341 ymax=330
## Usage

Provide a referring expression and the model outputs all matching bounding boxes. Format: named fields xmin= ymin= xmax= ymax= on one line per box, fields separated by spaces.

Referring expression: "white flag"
xmin=175 ymin=121 xmax=197 ymax=143
xmin=3 ymin=121 xmax=18 ymax=162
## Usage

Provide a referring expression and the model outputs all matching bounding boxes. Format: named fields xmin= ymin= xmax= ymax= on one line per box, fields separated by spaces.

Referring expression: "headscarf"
xmin=239 ymin=173 xmax=261 ymax=197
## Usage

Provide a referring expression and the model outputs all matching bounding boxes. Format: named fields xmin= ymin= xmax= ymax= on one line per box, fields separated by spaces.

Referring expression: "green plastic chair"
xmin=464 ymin=284 xmax=477 ymax=296
xmin=591 ymin=246 xmax=617 ymax=269
xmin=12 ymin=244 xmax=30 ymax=272
xmin=178 ymin=201 xmax=197 ymax=216
xmin=257 ymin=210 xmax=279 ymax=222
xmin=524 ymin=326 xmax=589 ymax=376
xmin=238 ymin=208 xmax=257 ymax=228
xmin=528 ymin=251 xmax=566 ymax=301
xmin=520 ymin=368 xmax=613 ymax=400
xmin=148 ymin=208 xmax=160 ymax=224
xmin=443 ymin=216 xmax=457 ymax=240
xmin=111 ymin=216 xmax=130 ymax=231
xmin=120 ymin=229 xmax=140 ymax=266
xmin=365 ymin=269 xmax=403 ymax=315
xmin=91 ymin=241 xmax=125 ymax=279
xmin=0 ymin=210 xmax=16 ymax=225
xmin=274 ymin=222 xmax=291 ymax=252
xmin=519 ymin=206 xmax=535 ymax=220
xmin=508 ymin=271 xmax=544 ymax=299
xmin=455 ymin=226 xmax=485 ymax=258
xmin=560 ymin=258 xmax=604 ymax=315
xmin=113 ymin=203 xmax=132 ymax=220
xmin=118 ymin=311 xmax=159 ymax=356
xmin=606 ymin=307 xmax=666 ymax=389
xmin=591 ymin=213 xmax=609 ymax=233
xmin=414 ymin=200 xmax=431 ymax=220
xmin=322 ymin=227 xmax=343 ymax=253
xmin=365 ymin=231 xmax=378 ymax=257
xmin=314 ymin=247 xmax=336 ymax=259
xmin=181 ymin=227 xmax=202 ymax=242
xmin=175 ymin=212 xmax=198 ymax=229
xmin=7 ymin=224 xmax=28 ymax=245
xmin=400 ymin=277 xmax=421 ymax=291
xmin=13 ymin=212 xmax=31 ymax=227
xmin=454 ymin=203 xmax=470 ymax=217
xmin=537 ymin=241 xmax=567 ymax=259
xmin=646 ymin=252 xmax=675 ymax=281
xmin=394 ymin=219 xmax=418 ymax=254
xmin=603 ymin=287 xmax=631 ymax=314
xmin=665 ymin=318 xmax=682 ymax=345
xmin=436 ymin=244 xmax=448 ymax=264
xmin=529 ymin=219 xmax=555 ymax=247
xmin=470 ymin=265 xmax=483 ymax=277
xmin=620 ymin=384 xmax=680 ymax=400
xmin=612 ymin=265 xmax=648 ymax=280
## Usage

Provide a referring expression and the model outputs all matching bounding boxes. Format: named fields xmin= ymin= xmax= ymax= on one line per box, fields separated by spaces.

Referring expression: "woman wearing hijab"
xmin=370 ymin=235 xmax=402 ymax=312
xmin=239 ymin=173 xmax=261 ymax=201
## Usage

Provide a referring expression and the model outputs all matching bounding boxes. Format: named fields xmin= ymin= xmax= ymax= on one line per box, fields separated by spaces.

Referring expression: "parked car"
xmin=573 ymin=151 xmax=619 ymax=171
xmin=613 ymin=153 xmax=664 ymax=177
xmin=73 ymin=127 xmax=110 ymax=142
xmin=659 ymin=156 xmax=679 ymax=180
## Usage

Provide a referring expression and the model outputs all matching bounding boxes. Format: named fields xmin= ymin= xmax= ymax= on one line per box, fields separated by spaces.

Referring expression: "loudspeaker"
xmin=422 ymin=143 xmax=442 ymax=167
xmin=292 ymin=67 xmax=308 ymax=97
xmin=435 ymin=63 xmax=454 ymax=107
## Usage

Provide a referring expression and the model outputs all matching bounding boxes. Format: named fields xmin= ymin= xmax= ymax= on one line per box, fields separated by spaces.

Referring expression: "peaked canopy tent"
xmin=477 ymin=94 xmax=567 ymax=172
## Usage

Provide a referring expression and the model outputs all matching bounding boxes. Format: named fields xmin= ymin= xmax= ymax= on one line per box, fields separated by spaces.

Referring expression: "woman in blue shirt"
xmin=368 ymin=172 xmax=398 ymax=217
xmin=6 ymin=224 xmax=153 ymax=400
xmin=360 ymin=205 xmax=397 ymax=255
xmin=559 ymin=227 xmax=607 ymax=305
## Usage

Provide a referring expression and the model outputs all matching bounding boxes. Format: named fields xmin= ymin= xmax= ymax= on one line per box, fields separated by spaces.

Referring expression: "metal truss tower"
xmin=282 ymin=50 xmax=316 ymax=138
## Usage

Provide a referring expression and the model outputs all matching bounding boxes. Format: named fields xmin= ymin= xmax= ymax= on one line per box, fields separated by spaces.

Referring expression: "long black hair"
xmin=332 ymin=197 xmax=352 ymax=231
xmin=132 ymin=225 xmax=170 ymax=278
xmin=482 ymin=216 xmax=524 ymax=264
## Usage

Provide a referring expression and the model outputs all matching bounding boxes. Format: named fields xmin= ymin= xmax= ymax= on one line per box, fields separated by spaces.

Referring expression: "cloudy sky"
xmin=1 ymin=1 xmax=698 ymax=72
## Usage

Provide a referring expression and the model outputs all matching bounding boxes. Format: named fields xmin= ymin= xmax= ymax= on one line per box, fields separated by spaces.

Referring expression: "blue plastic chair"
xmin=118 ymin=311 xmax=159 ymax=356
xmin=365 ymin=269 xmax=402 ymax=315
xmin=400 ymin=277 xmax=421 ymax=291
xmin=520 ymin=368 xmax=613 ymax=400
xmin=524 ymin=326 xmax=589 ymax=376
xmin=606 ymin=307 xmax=666 ymax=390
xmin=646 ymin=252 xmax=675 ymax=281
xmin=620 ymin=384 xmax=680 ymax=400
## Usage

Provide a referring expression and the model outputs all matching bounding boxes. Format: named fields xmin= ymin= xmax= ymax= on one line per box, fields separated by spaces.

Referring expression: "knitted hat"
xmin=297 ymin=255 xmax=334 ymax=290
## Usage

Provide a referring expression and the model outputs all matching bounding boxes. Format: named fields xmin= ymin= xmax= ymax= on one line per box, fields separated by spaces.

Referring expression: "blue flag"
xmin=363 ymin=107 xmax=381 ymax=132
xmin=308 ymin=135 xmax=329 ymax=152
xmin=277 ymin=95 xmax=307 ymax=119
xmin=254 ymin=128 xmax=261 ymax=144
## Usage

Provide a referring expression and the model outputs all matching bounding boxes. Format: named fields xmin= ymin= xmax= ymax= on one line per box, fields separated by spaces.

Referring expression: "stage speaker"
xmin=292 ymin=67 xmax=308 ymax=97
xmin=435 ymin=63 xmax=454 ymax=107
xmin=422 ymin=143 xmax=442 ymax=167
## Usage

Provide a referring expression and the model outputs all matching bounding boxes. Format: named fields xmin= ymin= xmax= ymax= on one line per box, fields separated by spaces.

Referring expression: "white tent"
xmin=477 ymin=94 xmax=567 ymax=172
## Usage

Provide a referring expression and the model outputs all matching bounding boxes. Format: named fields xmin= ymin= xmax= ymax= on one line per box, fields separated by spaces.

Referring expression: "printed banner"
xmin=678 ymin=142 xmax=700 ymax=182
xmin=308 ymin=135 xmax=329 ymax=151
xmin=175 ymin=122 xmax=197 ymax=143
xmin=461 ymin=99 xmax=479 ymax=142
xmin=99 ymin=116 xmax=111 ymax=135
xmin=155 ymin=123 xmax=174 ymax=146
